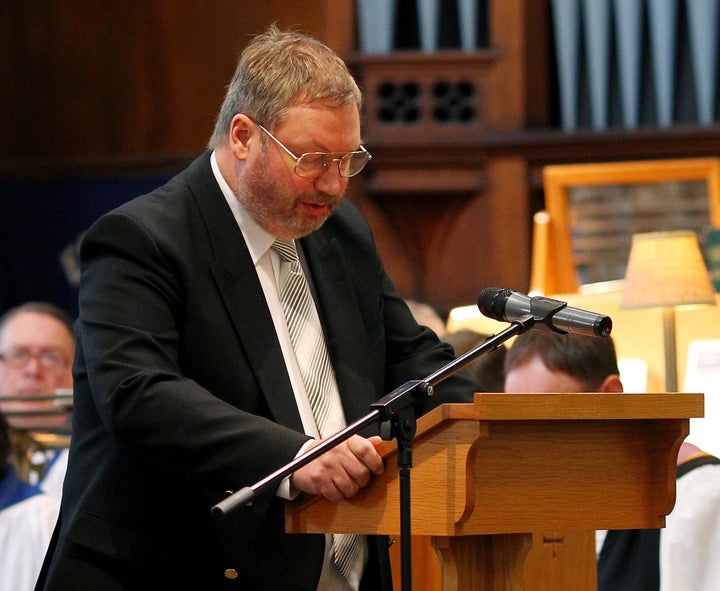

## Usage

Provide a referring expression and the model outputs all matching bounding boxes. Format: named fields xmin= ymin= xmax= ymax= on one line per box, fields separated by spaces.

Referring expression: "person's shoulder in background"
xmin=444 ymin=329 xmax=506 ymax=392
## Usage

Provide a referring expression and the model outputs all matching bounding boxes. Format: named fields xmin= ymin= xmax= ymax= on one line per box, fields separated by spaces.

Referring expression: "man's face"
xmin=236 ymin=102 xmax=362 ymax=239
xmin=0 ymin=311 xmax=74 ymax=428
xmin=504 ymin=354 xmax=590 ymax=393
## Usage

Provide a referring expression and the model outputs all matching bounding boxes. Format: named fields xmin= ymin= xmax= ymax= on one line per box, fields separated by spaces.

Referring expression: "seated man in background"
xmin=0 ymin=408 xmax=60 ymax=591
xmin=503 ymin=330 xmax=622 ymax=395
xmin=0 ymin=302 xmax=75 ymax=497
xmin=504 ymin=329 xmax=720 ymax=591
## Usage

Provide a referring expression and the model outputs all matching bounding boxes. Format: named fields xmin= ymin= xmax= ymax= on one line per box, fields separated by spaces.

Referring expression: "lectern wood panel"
xmin=286 ymin=393 xmax=702 ymax=591
xmin=287 ymin=393 xmax=699 ymax=536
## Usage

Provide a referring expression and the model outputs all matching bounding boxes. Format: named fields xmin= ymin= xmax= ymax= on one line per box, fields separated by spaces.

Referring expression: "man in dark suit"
xmin=36 ymin=26 xmax=478 ymax=591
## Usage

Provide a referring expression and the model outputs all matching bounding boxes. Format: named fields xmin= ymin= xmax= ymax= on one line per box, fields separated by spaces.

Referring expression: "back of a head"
xmin=445 ymin=329 xmax=507 ymax=392
xmin=209 ymin=25 xmax=362 ymax=148
xmin=504 ymin=330 xmax=619 ymax=390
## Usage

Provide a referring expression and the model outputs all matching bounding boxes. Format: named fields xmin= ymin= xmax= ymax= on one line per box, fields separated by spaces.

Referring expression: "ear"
xmin=597 ymin=374 xmax=624 ymax=393
xmin=229 ymin=114 xmax=255 ymax=161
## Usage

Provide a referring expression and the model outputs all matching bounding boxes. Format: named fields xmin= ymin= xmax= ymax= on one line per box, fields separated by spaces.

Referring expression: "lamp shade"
xmin=621 ymin=230 xmax=716 ymax=309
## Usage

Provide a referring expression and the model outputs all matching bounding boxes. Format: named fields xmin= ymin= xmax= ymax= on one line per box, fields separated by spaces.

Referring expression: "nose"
xmin=22 ymin=355 xmax=43 ymax=374
xmin=313 ymin=162 xmax=346 ymax=197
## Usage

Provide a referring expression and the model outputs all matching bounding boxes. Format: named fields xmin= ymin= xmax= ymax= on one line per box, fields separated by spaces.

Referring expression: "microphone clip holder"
xmin=526 ymin=295 xmax=570 ymax=334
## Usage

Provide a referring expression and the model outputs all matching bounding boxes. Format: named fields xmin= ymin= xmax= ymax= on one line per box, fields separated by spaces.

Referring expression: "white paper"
xmin=683 ymin=339 xmax=720 ymax=456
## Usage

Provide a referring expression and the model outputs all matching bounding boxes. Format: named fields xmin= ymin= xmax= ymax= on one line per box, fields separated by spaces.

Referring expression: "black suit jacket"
xmin=37 ymin=152 xmax=478 ymax=591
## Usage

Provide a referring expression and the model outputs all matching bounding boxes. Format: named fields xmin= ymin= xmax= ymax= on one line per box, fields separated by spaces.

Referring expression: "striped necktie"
xmin=272 ymin=238 xmax=363 ymax=589
xmin=272 ymin=238 xmax=333 ymax=434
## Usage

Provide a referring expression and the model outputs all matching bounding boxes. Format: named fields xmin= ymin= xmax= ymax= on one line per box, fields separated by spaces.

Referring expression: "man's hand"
xmin=290 ymin=435 xmax=385 ymax=502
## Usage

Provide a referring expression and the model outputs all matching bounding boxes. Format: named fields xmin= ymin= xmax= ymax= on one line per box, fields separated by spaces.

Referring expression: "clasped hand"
xmin=290 ymin=435 xmax=385 ymax=502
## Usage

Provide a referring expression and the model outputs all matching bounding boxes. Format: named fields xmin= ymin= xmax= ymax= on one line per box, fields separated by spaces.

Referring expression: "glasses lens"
xmin=39 ymin=351 xmax=68 ymax=370
xmin=0 ymin=349 xmax=67 ymax=370
xmin=295 ymin=151 xmax=370 ymax=179
xmin=295 ymin=153 xmax=330 ymax=179
xmin=0 ymin=350 xmax=26 ymax=368
xmin=341 ymin=151 xmax=370 ymax=177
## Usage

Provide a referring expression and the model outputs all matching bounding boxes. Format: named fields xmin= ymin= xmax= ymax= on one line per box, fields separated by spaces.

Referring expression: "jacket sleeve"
xmin=76 ymin=207 xmax=309 ymax=496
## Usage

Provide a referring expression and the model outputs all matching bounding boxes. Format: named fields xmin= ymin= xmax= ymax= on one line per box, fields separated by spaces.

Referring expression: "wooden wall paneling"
xmin=352 ymin=50 xmax=502 ymax=148
xmin=348 ymin=1 xmax=544 ymax=314
xmin=0 ymin=1 xmax=353 ymax=172
xmin=350 ymin=165 xmax=492 ymax=315
xmin=419 ymin=156 xmax=532 ymax=309
xmin=351 ymin=155 xmax=530 ymax=316
xmin=486 ymin=0 xmax=536 ymax=131
xmin=473 ymin=157 xmax=532 ymax=292
xmin=7 ymin=0 xmax=719 ymax=316
xmin=521 ymin=0 xmax=553 ymax=127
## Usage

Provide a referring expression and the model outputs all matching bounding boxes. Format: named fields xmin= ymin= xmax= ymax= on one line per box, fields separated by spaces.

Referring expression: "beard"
xmin=236 ymin=152 xmax=342 ymax=238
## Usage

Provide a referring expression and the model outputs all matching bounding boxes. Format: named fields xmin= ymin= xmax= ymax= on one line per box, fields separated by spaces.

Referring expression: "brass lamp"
xmin=621 ymin=230 xmax=716 ymax=391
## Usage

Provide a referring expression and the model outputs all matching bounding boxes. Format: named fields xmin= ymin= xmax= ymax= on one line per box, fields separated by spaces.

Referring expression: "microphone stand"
xmin=212 ymin=315 xmax=536 ymax=591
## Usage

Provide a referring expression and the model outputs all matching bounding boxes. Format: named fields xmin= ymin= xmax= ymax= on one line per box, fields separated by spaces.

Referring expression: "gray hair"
xmin=0 ymin=302 xmax=75 ymax=342
xmin=208 ymin=25 xmax=362 ymax=148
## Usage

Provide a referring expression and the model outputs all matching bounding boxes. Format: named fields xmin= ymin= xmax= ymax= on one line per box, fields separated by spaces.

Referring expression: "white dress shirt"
xmin=0 ymin=494 xmax=60 ymax=591
xmin=660 ymin=460 xmax=720 ymax=591
xmin=211 ymin=152 xmax=365 ymax=591
xmin=40 ymin=448 xmax=69 ymax=498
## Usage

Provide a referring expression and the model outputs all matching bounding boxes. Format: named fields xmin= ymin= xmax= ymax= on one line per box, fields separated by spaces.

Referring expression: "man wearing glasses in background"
xmin=36 ymin=26 xmax=477 ymax=591
xmin=0 ymin=303 xmax=72 ymax=591
xmin=0 ymin=302 xmax=74 ymax=496
xmin=0 ymin=303 xmax=75 ymax=423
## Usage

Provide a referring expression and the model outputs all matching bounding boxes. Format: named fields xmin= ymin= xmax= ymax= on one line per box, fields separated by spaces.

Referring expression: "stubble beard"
xmin=237 ymin=155 xmax=341 ymax=239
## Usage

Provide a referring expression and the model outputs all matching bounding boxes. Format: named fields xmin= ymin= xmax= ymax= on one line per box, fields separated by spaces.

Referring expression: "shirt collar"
xmin=210 ymin=150 xmax=276 ymax=263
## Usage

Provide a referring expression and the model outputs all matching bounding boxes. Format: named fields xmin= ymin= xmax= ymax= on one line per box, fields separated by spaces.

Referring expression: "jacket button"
xmin=224 ymin=569 xmax=238 ymax=580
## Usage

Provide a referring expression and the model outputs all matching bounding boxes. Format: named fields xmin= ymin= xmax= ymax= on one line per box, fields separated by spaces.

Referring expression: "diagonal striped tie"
xmin=272 ymin=238 xmax=333 ymax=433
xmin=272 ymin=238 xmax=363 ymax=589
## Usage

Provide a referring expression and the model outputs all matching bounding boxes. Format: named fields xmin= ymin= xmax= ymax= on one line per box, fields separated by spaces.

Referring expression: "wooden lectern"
xmin=286 ymin=392 xmax=703 ymax=591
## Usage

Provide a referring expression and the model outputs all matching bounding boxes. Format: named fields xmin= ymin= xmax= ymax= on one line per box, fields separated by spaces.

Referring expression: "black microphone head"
xmin=477 ymin=287 xmax=513 ymax=321
xmin=593 ymin=315 xmax=613 ymax=338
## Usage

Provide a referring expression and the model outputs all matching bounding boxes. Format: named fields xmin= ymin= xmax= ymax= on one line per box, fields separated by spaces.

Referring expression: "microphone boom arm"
xmin=211 ymin=314 xmax=536 ymax=518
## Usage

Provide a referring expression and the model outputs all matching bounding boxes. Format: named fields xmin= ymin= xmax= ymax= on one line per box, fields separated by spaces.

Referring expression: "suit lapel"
xmin=301 ymin=232 xmax=380 ymax=424
xmin=184 ymin=153 xmax=304 ymax=431
xmin=184 ymin=154 xmax=379 ymax=429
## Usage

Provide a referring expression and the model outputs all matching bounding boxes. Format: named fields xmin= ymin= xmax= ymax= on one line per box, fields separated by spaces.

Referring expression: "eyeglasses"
xmin=254 ymin=121 xmax=371 ymax=179
xmin=0 ymin=348 xmax=69 ymax=371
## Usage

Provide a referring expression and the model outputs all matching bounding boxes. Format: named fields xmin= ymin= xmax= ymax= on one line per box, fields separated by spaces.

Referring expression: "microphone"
xmin=477 ymin=287 xmax=612 ymax=338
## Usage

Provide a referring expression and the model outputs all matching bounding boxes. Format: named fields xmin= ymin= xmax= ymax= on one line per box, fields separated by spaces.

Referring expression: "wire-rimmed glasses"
xmin=253 ymin=120 xmax=371 ymax=179
xmin=0 ymin=348 xmax=69 ymax=371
